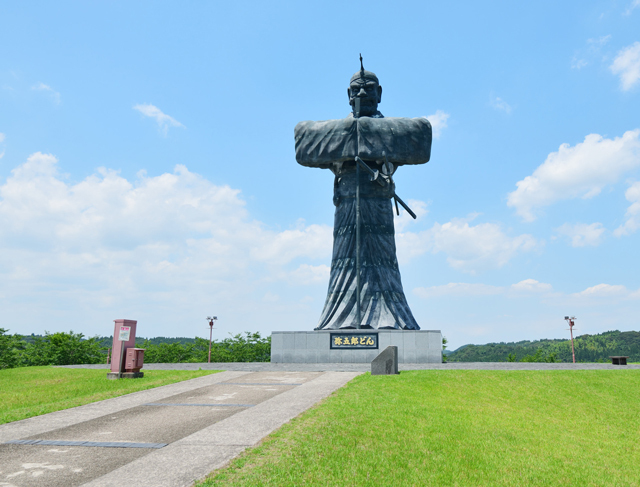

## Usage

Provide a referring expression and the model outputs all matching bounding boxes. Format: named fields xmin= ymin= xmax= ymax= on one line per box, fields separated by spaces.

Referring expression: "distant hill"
xmin=447 ymin=330 xmax=640 ymax=362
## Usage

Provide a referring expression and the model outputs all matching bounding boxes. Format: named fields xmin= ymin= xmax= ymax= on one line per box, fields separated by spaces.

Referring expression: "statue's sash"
xmin=295 ymin=117 xmax=432 ymax=168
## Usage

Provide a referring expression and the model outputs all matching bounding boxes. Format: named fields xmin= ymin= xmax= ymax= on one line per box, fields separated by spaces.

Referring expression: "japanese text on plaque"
xmin=330 ymin=333 xmax=378 ymax=349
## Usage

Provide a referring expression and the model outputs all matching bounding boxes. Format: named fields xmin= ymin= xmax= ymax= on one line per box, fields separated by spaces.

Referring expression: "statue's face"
xmin=348 ymin=78 xmax=382 ymax=117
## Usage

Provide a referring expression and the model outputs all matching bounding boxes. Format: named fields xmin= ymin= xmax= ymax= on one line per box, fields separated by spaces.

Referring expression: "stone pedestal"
xmin=271 ymin=330 xmax=442 ymax=364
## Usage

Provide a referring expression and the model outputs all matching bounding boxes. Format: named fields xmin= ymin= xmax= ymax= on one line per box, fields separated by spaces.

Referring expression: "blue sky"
xmin=1 ymin=1 xmax=639 ymax=349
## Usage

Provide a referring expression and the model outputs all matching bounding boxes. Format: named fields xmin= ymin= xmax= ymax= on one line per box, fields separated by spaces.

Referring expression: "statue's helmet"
xmin=350 ymin=69 xmax=379 ymax=84
xmin=348 ymin=56 xmax=382 ymax=116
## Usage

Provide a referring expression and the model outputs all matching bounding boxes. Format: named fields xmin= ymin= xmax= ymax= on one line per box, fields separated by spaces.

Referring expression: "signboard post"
xmin=107 ymin=319 xmax=137 ymax=379
xmin=118 ymin=326 xmax=131 ymax=378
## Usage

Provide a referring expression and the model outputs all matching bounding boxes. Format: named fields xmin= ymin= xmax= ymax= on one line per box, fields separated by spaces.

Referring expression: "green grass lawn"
xmin=0 ymin=366 xmax=219 ymax=424
xmin=198 ymin=370 xmax=640 ymax=487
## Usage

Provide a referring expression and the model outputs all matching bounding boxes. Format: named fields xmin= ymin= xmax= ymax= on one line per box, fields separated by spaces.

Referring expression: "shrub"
xmin=520 ymin=348 xmax=558 ymax=363
xmin=21 ymin=331 xmax=106 ymax=366
xmin=442 ymin=336 xmax=448 ymax=363
xmin=1 ymin=330 xmax=272 ymax=367
xmin=138 ymin=332 xmax=271 ymax=363
xmin=0 ymin=328 xmax=25 ymax=369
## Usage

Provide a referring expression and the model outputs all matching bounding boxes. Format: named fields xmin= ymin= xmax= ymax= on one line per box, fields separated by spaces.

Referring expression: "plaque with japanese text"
xmin=330 ymin=333 xmax=378 ymax=350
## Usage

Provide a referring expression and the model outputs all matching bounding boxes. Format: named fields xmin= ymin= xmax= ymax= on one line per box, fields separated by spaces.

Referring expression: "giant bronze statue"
xmin=295 ymin=56 xmax=432 ymax=330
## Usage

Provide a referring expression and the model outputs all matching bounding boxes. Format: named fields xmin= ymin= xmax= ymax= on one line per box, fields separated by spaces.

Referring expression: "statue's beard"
xmin=352 ymin=97 xmax=378 ymax=117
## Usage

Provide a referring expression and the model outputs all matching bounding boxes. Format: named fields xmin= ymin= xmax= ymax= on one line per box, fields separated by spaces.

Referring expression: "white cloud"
xmin=414 ymin=282 xmax=503 ymax=298
xmin=536 ymin=282 xmax=640 ymax=305
xmin=556 ymin=222 xmax=605 ymax=247
xmin=532 ymin=282 xmax=640 ymax=309
xmin=614 ymin=181 xmax=640 ymax=236
xmin=412 ymin=279 xmax=640 ymax=349
xmin=507 ymin=130 xmax=640 ymax=221
xmin=511 ymin=279 xmax=553 ymax=293
xmin=414 ymin=279 xmax=637 ymax=302
xmin=396 ymin=213 xmax=537 ymax=273
xmin=624 ymin=0 xmax=640 ymax=16
xmin=289 ymin=264 xmax=330 ymax=285
xmin=571 ymin=57 xmax=588 ymax=70
xmin=425 ymin=110 xmax=449 ymax=139
xmin=133 ymin=103 xmax=185 ymax=136
xmin=563 ymin=286 xmax=640 ymax=315
xmin=588 ymin=35 xmax=611 ymax=46
xmin=573 ymin=283 xmax=628 ymax=298
xmin=610 ymin=42 xmax=640 ymax=91
xmin=491 ymin=96 xmax=512 ymax=114
xmin=414 ymin=278 xmax=552 ymax=298
xmin=0 ymin=153 xmax=248 ymax=252
xmin=0 ymin=153 xmax=336 ymax=335
xmin=262 ymin=292 xmax=280 ymax=302
xmin=571 ymin=35 xmax=611 ymax=70
xmin=250 ymin=220 xmax=332 ymax=266
xmin=31 ymin=82 xmax=61 ymax=104
xmin=427 ymin=216 xmax=536 ymax=273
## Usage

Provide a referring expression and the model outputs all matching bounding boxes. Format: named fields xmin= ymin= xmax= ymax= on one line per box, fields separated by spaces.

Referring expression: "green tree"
xmin=137 ymin=332 xmax=271 ymax=363
xmin=545 ymin=352 xmax=558 ymax=363
xmin=442 ymin=336 xmax=448 ymax=363
xmin=0 ymin=328 xmax=25 ymax=369
xmin=139 ymin=340 xmax=198 ymax=363
xmin=521 ymin=348 xmax=558 ymax=363
xmin=210 ymin=332 xmax=271 ymax=362
xmin=22 ymin=331 xmax=106 ymax=366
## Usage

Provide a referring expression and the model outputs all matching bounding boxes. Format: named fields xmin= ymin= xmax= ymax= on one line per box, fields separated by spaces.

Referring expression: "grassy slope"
xmin=199 ymin=370 xmax=640 ymax=487
xmin=0 ymin=366 xmax=219 ymax=424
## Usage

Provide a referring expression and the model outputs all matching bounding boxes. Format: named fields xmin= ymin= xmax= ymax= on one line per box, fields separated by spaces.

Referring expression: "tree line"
xmin=0 ymin=328 xmax=271 ymax=369
xmin=4 ymin=327 xmax=638 ymax=368
xmin=446 ymin=330 xmax=640 ymax=363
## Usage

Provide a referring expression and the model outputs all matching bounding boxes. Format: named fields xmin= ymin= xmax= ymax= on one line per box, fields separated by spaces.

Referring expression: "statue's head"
xmin=348 ymin=55 xmax=382 ymax=117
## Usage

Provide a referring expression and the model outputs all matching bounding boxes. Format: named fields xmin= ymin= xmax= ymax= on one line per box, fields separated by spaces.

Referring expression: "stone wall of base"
xmin=271 ymin=330 xmax=442 ymax=364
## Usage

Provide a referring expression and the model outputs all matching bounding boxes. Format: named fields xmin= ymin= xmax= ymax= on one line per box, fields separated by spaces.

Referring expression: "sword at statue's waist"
xmin=354 ymin=156 xmax=417 ymax=219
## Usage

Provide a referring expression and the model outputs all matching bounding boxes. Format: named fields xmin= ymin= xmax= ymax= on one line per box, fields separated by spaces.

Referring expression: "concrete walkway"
xmin=0 ymin=370 xmax=360 ymax=487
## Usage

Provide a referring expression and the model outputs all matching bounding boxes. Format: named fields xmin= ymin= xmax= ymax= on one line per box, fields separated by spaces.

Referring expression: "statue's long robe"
xmin=295 ymin=115 xmax=432 ymax=330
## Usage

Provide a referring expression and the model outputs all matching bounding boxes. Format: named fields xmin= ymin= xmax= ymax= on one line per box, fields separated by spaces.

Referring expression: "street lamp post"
xmin=207 ymin=316 xmax=217 ymax=363
xmin=564 ymin=316 xmax=576 ymax=364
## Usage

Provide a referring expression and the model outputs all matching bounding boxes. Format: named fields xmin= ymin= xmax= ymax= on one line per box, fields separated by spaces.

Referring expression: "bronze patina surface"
xmin=294 ymin=57 xmax=432 ymax=330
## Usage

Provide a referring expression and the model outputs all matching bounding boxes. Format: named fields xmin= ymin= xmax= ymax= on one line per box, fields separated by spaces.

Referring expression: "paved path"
xmin=0 ymin=370 xmax=360 ymax=487
xmin=63 ymin=361 xmax=640 ymax=371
